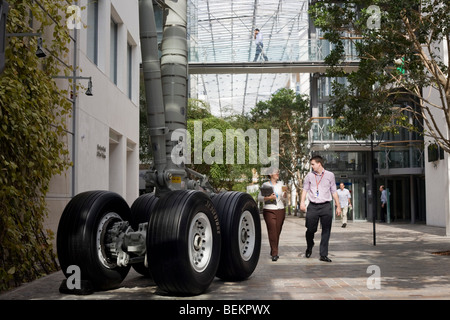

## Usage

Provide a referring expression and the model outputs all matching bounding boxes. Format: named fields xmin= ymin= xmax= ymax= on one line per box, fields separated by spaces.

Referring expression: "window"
xmin=87 ymin=0 xmax=98 ymax=65
xmin=127 ymin=43 xmax=132 ymax=99
xmin=110 ymin=19 xmax=118 ymax=84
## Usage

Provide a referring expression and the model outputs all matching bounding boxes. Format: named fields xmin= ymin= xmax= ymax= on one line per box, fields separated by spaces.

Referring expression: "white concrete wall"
xmin=46 ymin=0 xmax=140 ymax=237
xmin=76 ymin=0 xmax=140 ymax=201
xmin=424 ymin=36 xmax=450 ymax=235
xmin=424 ymin=139 xmax=449 ymax=229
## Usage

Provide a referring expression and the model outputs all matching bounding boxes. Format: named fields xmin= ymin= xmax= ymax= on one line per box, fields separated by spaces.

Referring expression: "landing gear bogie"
xmin=57 ymin=190 xmax=261 ymax=296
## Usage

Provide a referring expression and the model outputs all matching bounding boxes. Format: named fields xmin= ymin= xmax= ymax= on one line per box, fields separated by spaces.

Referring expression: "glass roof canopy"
xmin=187 ymin=0 xmax=311 ymax=117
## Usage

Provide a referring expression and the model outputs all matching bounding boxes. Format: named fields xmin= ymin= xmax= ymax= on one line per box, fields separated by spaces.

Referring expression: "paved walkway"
xmin=1 ymin=215 xmax=450 ymax=301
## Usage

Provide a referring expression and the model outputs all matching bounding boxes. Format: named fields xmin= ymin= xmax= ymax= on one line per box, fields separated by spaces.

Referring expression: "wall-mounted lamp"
xmin=35 ymin=37 xmax=46 ymax=58
xmin=53 ymin=75 xmax=93 ymax=96
xmin=85 ymin=78 xmax=93 ymax=96
xmin=5 ymin=32 xmax=46 ymax=58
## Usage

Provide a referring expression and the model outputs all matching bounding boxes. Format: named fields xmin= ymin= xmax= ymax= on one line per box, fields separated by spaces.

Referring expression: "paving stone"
xmin=1 ymin=215 xmax=450 ymax=301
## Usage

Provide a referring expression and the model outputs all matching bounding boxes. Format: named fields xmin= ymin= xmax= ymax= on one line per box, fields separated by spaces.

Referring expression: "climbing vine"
xmin=0 ymin=0 xmax=73 ymax=291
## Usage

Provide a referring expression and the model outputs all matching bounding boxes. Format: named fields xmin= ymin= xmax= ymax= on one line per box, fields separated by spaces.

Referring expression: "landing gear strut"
xmin=57 ymin=0 xmax=262 ymax=297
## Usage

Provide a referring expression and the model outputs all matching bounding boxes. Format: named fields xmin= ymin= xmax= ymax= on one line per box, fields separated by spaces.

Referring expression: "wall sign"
xmin=97 ymin=144 xmax=106 ymax=159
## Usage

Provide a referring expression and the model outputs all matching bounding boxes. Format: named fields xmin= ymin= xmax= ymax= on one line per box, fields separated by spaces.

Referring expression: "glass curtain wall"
xmin=310 ymin=76 xmax=426 ymax=222
xmin=187 ymin=0 xmax=311 ymax=115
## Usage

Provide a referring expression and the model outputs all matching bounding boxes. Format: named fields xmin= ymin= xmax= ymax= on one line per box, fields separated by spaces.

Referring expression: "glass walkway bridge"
xmin=186 ymin=0 xmax=359 ymax=116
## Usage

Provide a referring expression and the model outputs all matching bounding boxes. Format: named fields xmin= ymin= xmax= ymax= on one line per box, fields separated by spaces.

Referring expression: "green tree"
xmin=0 ymin=0 xmax=72 ymax=291
xmin=186 ymin=100 xmax=254 ymax=192
xmin=188 ymin=98 xmax=212 ymax=120
xmin=310 ymin=0 xmax=449 ymax=148
xmin=249 ymin=88 xmax=311 ymax=209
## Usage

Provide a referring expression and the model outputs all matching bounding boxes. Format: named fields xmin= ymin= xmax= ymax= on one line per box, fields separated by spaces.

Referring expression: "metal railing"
xmin=188 ymin=38 xmax=359 ymax=63
xmin=378 ymin=140 xmax=424 ymax=170
xmin=309 ymin=117 xmax=424 ymax=171
xmin=310 ymin=117 xmax=352 ymax=142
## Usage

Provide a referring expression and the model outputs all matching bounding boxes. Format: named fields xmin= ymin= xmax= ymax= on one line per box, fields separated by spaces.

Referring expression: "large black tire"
xmin=129 ymin=193 xmax=158 ymax=277
xmin=147 ymin=190 xmax=221 ymax=295
xmin=211 ymin=191 xmax=261 ymax=281
xmin=57 ymin=191 xmax=131 ymax=291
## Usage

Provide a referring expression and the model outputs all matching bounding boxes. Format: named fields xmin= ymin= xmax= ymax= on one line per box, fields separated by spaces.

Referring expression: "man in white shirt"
xmin=253 ymin=29 xmax=268 ymax=62
xmin=336 ymin=183 xmax=351 ymax=228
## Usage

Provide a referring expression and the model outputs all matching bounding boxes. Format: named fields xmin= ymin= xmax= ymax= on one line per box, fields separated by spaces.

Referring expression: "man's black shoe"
xmin=342 ymin=223 xmax=347 ymax=228
xmin=305 ymin=248 xmax=312 ymax=258
xmin=320 ymin=256 xmax=332 ymax=262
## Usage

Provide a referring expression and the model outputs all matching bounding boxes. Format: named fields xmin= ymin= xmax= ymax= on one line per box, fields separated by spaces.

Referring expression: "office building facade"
xmin=46 ymin=0 xmax=140 ymax=234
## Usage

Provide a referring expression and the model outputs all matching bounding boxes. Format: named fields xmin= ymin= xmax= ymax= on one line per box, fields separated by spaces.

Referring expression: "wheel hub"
xmin=240 ymin=228 xmax=248 ymax=243
xmin=96 ymin=212 xmax=122 ymax=269
xmin=188 ymin=212 xmax=213 ymax=273
xmin=239 ymin=211 xmax=256 ymax=261
xmin=193 ymin=233 xmax=202 ymax=251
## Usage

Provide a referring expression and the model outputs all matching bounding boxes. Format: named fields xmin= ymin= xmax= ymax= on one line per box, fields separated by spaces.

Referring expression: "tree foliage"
xmin=310 ymin=0 xmax=449 ymax=146
xmin=186 ymin=100 xmax=255 ymax=192
xmin=249 ymin=88 xmax=311 ymax=203
xmin=0 ymin=0 xmax=72 ymax=291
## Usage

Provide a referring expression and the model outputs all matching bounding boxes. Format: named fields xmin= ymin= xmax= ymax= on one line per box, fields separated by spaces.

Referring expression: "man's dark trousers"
xmin=380 ymin=204 xmax=387 ymax=222
xmin=305 ymin=202 xmax=333 ymax=257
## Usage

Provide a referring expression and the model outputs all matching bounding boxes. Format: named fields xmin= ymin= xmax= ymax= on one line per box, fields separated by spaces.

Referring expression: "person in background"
xmin=337 ymin=182 xmax=352 ymax=228
xmin=380 ymin=185 xmax=387 ymax=222
xmin=253 ymin=28 xmax=269 ymax=62
xmin=258 ymin=168 xmax=287 ymax=261
xmin=300 ymin=155 xmax=341 ymax=262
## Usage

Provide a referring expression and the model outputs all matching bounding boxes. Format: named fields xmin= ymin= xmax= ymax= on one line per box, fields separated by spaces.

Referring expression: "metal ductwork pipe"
xmin=139 ymin=0 xmax=188 ymax=193
xmin=139 ymin=0 xmax=167 ymax=188
xmin=160 ymin=0 xmax=188 ymax=186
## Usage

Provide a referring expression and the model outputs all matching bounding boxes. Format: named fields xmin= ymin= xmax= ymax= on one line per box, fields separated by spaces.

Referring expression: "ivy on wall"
xmin=0 ymin=0 xmax=73 ymax=291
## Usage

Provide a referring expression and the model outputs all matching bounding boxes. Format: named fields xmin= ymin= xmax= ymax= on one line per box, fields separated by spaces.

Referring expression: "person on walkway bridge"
xmin=253 ymin=28 xmax=268 ymax=62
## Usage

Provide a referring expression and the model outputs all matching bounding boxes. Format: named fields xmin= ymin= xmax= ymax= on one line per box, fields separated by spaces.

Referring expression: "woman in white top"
xmin=257 ymin=169 xmax=287 ymax=261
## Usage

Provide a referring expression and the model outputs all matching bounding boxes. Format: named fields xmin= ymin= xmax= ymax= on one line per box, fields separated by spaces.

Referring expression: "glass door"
xmin=352 ymin=178 xmax=367 ymax=221
xmin=334 ymin=179 xmax=352 ymax=221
